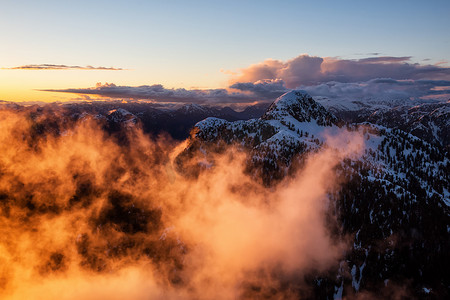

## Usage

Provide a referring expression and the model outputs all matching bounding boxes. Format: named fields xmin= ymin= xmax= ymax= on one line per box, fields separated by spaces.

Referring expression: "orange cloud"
xmin=0 ymin=106 xmax=365 ymax=299
xmin=2 ymin=64 xmax=124 ymax=70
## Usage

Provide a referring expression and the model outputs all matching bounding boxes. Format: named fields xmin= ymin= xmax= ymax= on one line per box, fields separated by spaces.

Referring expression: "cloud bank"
xmin=299 ymin=79 xmax=450 ymax=101
xmin=42 ymin=83 xmax=254 ymax=104
xmin=42 ymin=54 xmax=450 ymax=104
xmin=3 ymin=64 xmax=123 ymax=70
xmin=229 ymin=55 xmax=450 ymax=102
xmin=229 ymin=55 xmax=450 ymax=87
xmin=232 ymin=78 xmax=450 ymax=102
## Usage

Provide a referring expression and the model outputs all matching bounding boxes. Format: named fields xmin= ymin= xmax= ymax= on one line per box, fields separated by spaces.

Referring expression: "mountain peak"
xmin=108 ymin=108 xmax=132 ymax=116
xmin=177 ymin=103 xmax=210 ymax=114
xmin=106 ymin=108 xmax=137 ymax=127
xmin=262 ymin=90 xmax=337 ymax=126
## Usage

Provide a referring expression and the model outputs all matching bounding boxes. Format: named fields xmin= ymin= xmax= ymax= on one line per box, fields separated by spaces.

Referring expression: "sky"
xmin=0 ymin=0 xmax=449 ymax=104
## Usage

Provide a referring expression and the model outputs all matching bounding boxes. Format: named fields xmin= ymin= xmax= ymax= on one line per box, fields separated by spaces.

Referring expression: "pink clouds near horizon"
xmin=230 ymin=54 xmax=450 ymax=88
xmin=42 ymin=54 xmax=450 ymax=105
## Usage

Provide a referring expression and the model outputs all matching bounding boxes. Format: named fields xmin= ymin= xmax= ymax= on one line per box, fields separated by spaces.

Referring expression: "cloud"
xmin=230 ymin=78 xmax=450 ymax=102
xmin=299 ymin=79 xmax=450 ymax=101
xmin=227 ymin=54 xmax=450 ymax=102
xmin=226 ymin=59 xmax=285 ymax=84
xmin=230 ymin=54 xmax=450 ymax=88
xmin=41 ymin=54 xmax=450 ymax=105
xmin=229 ymin=79 xmax=288 ymax=99
xmin=43 ymin=83 xmax=255 ymax=104
xmin=3 ymin=64 xmax=123 ymax=70
xmin=356 ymin=56 xmax=412 ymax=63
xmin=0 ymin=107 xmax=365 ymax=299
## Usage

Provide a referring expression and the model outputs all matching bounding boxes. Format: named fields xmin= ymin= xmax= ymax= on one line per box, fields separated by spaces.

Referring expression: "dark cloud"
xmin=42 ymin=83 xmax=254 ymax=104
xmin=353 ymin=52 xmax=382 ymax=56
xmin=3 ymin=64 xmax=123 ymax=70
xmin=357 ymin=56 xmax=411 ymax=63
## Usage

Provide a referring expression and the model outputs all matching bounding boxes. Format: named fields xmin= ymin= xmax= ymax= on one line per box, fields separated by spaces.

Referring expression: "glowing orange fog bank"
xmin=0 ymin=109 xmax=364 ymax=299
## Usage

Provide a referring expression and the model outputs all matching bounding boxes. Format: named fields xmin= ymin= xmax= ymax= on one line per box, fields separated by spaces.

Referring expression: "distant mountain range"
xmin=2 ymin=95 xmax=447 ymax=149
xmin=0 ymin=101 xmax=267 ymax=140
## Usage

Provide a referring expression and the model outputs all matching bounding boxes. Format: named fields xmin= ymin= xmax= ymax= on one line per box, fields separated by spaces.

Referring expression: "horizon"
xmin=1 ymin=0 xmax=449 ymax=104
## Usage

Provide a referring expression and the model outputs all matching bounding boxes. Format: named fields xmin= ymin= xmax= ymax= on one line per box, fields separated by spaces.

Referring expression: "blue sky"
xmin=0 ymin=0 xmax=449 ymax=102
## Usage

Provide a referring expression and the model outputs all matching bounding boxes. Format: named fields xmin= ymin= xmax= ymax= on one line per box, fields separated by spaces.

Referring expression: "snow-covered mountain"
xmin=106 ymin=108 xmax=138 ymax=129
xmin=262 ymin=90 xmax=337 ymax=126
xmin=177 ymin=90 xmax=450 ymax=298
xmin=314 ymin=95 xmax=432 ymax=113
xmin=315 ymin=96 xmax=450 ymax=149
xmin=364 ymin=101 xmax=450 ymax=149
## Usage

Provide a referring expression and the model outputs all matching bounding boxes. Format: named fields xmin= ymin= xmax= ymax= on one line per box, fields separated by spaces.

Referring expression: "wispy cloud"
xmin=3 ymin=64 xmax=124 ymax=70
xmin=357 ymin=56 xmax=412 ymax=63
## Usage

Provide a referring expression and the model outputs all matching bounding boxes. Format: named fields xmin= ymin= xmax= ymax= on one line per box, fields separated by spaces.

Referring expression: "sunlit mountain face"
xmin=0 ymin=91 xmax=448 ymax=299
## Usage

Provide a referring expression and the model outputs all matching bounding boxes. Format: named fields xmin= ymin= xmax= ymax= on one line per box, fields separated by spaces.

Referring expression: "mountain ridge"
xmin=177 ymin=90 xmax=449 ymax=298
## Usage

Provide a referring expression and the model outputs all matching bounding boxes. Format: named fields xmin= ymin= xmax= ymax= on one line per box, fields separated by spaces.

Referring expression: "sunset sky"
xmin=1 ymin=0 xmax=449 ymax=104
